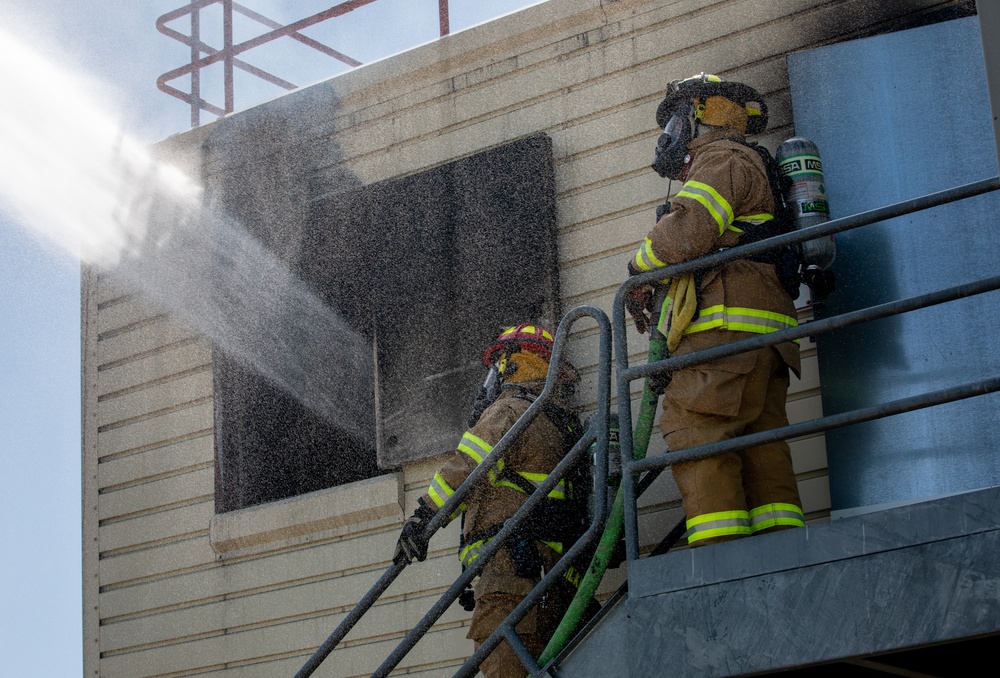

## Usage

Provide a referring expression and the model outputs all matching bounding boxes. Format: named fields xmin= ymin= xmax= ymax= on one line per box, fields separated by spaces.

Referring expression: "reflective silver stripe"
xmin=677 ymin=180 xmax=734 ymax=235
xmin=460 ymin=539 xmax=487 ymax=567
xmin=427 ymin=473 xmax=465 ymax=519
xmin=457 ymin=431 xmax=492 ymax=464
xmin=749 ymin=503 xmax=804 ymax=533
xmin=427 ymin=473 xmax=453 ymax=506
xmin=517 ymin=472 xmax=567 ymax=500
xmin=634 ymin=238 xmax=665 ymax=272
xmin=685 ymin=305 xmax=798 ymax=335
xmin=686 ymin=510 xmax=750 ymax=544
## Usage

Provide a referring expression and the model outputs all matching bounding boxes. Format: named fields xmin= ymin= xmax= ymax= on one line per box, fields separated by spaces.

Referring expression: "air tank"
xmin=777 ymin=137 xmax=836 ymax=270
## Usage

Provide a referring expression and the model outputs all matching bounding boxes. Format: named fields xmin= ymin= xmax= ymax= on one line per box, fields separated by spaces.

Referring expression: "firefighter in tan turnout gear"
xmin=627 ymin=73 xmax=805 ymax=547
xmin=395 ymin=324 xmax=583 ymax=678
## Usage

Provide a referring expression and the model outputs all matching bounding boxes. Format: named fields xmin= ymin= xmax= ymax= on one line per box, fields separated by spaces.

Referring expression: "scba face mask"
xmin=651 ymin=106 xmax=693 ymax=180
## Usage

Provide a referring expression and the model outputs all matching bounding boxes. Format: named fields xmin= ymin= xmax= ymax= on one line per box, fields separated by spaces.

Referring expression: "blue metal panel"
xmin=786 ymin=17 xmax=1000 ymax=511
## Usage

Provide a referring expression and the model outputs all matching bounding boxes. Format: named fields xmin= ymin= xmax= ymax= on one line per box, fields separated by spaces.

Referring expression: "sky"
xmin=0 ymin=1 xmax=543 ymax=674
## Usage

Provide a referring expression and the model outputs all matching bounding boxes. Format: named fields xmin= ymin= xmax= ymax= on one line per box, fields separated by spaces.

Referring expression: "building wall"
xmin=82 ymin=1 xmax=961 ymax=675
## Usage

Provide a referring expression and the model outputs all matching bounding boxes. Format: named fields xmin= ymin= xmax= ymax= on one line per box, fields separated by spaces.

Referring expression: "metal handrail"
xmin=157 ymin=1 xmax=452 ymax=127
xmin=295 ymin=305 xmax=613 ymax=678
xmin=612 ymin=176 xmax=1000 ymax=562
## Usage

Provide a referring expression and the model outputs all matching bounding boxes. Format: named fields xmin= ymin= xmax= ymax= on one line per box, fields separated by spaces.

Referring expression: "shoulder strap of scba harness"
xmin=733 ymin=140 xmax=804 ymax=299
xmin=504 ymin=385 xmax=584 ymax=456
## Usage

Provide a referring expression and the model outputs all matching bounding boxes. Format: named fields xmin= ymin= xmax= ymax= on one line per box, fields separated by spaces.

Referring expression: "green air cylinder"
xmin=776 ymin=137 xmax=836 ymax=270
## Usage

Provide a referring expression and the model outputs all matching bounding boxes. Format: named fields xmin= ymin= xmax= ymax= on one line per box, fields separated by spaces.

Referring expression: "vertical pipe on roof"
xmin=439 ymin=0 xmax=450 ymax=36
xmin=224 ymin=0 xmax=234 ymax=114
xmin=191 ymin=3 xmax=201 ymax=127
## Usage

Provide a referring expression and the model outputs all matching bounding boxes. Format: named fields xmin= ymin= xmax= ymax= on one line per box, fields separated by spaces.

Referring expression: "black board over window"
xmin=214 ymin=134 xmax=559 ymax=512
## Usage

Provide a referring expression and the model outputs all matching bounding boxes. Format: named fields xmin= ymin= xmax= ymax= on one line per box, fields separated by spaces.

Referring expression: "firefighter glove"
xmin=459 ymin=585 xmax=476 ymax=612
xmin=625 ymin=282 xmax=655 ymax=334
xmin=395 ymin=499 xmax=436 ymax=564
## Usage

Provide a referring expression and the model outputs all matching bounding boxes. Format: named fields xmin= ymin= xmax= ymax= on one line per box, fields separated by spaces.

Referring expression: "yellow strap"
xmin=668 ymin=274 xmax=699 ymax=352
xmin=656 ymin=273 xmax=699 ymax=352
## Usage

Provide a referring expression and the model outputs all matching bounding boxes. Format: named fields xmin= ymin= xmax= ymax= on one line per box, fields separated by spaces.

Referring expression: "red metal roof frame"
xmin=157 ymin=0 xmax=451 ymax=127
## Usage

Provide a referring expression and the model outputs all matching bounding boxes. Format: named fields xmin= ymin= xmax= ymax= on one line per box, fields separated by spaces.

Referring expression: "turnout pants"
xmin=469 ymin=547 xmax=573 ymax=678
xmin=660 ymin=345 xmax=804 ymax=547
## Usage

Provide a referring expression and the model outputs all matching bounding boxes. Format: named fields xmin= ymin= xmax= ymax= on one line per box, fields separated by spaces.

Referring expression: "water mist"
xmin=0 ymin=28 xmax=374 ymax=440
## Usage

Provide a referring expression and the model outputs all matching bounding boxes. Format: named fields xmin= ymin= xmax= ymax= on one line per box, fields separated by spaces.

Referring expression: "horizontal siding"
xmin=97 ymin=315 xmax=199 ymax=367
xmin=99 ymin=433 xmax=213 ymax=489
xmin=97 ymin=400 xmax=214 ymax=460
xmin=97 ymin=342 xmax=211 ymax=400
xmin=101 ymin=552 xmax=463 ymax=653
xmin=100 ymin=621 xmax=472 ymax=678
xmin=101 ymin=500 xmax=213 ymax=554
xmin=98 ymin=369 xmax=212 ymax=429
xmin=99 ymin=527 xmax=458 ymax=620
xmin=85 ymin=0 xmax=956 ymax=675
xmin=99 ymin=535 xmax=210 ymax=589
xmin=99 ymin=466 xmax=213 ymax=521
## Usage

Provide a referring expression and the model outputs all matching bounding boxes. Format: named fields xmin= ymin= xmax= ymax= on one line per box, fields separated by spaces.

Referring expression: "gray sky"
xmin=0 ymin=2 xmax=543 ymax=674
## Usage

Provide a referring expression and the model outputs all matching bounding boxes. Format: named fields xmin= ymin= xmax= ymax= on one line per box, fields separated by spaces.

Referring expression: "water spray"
xmin=0 ymin=27 xmax=374 ymax=438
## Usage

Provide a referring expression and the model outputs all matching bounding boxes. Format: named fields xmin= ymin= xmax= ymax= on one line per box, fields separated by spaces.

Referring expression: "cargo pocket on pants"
xmin=661 ymin=350 xmax=759 ymax=426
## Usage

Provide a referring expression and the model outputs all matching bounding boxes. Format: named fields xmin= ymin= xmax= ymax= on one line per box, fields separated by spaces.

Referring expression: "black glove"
xmin=649 ymin=371 xmax=672 ymax=395
xmin=458 ymin=585 xmax=476 ymax=612
xmin=395 ymin=499 xmax=436 ymax=564
xmin=625 ymin=279 xmax=655 ymax=334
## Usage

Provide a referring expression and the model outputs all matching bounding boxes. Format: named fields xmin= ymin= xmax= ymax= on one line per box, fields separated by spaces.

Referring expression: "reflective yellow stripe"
xmin=488 ymin=466 xmax=567 ymax=500
xmin=656 ymin=292 xmax=673 ymax=335
xmin=739 ymin=213 xmax=774 ymax=224
xmin=685 ymin=305 xmax=798 ymax=335
xmin=427 ymin=486 xmax=447 ymax=509
xmin=428 ymin=473 xmax=454 ymax=503
xmin=633 ymin=237 xmax=666 ymax=272
xmin=486 ymin=457 xmax=505 ymax=487
xmin=686 ymin=510 xmax=750 ymax=544
xmin=540 ymin=540 xmax=563 ymax=555
xmin=458 ymin=536 xmax=563 ymax=567
xmin=677 ymin=180 xmax=734 ymax=235
xmin=460 ymin=539 xmax=487 ymax=567
xmin=427 ymin=473 xmax=465 ymax=520
xmin=519 ymin=472 xmax=567 ymax=499
xmin=748 ymin=502 xmax=804 ymax=533
xmin=457 ymin=431 xmax=492 ymax=464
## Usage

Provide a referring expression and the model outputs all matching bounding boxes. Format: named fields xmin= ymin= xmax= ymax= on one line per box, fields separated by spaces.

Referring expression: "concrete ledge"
xmin=209 ymin=473 xmax=404 ymax=558
xmin=558 ymin=486 xmax=1000 ymax=677
xmin=629 ymin=484 xmax=1000 ymax=599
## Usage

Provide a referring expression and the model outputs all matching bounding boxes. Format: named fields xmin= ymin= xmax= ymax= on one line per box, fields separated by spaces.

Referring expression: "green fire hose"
xmin=537 ymin=325 xmax=667 ymax=666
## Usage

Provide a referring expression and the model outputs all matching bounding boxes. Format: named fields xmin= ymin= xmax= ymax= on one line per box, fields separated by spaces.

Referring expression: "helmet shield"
xmin=651 ymin=105 xmax=693 ymax=179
